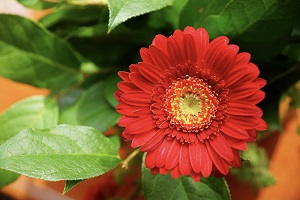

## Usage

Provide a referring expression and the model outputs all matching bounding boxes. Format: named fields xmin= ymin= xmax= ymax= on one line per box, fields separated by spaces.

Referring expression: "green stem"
xmin=121 ymin=149 xmax=140 ymax=170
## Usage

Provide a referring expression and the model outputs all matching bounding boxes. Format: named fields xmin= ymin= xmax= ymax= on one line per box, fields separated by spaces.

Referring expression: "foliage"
xmin=1 ymin=0 xmax=300 ymax=199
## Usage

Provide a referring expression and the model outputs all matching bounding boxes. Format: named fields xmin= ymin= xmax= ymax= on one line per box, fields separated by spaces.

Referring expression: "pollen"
xmin=164 ymin=76 xmax=218 ymax=132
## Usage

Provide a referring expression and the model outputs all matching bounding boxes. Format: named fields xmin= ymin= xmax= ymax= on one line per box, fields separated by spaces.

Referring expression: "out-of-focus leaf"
xmin=107 ymin=0 xmax=174 ymax=32
xmin=0 ymin=125 xmax=121 ymax=181
xmin=0 ymin=170 xmax=19 ymax=188
xmin=148 ymin=0 xmax=188 ymax=29
xmin=0 ymin=95 xmax=58 ymax=145
xmin=39 ymin=5 xmax=104 ymax=28
xmin=17 ymin=0 xmax=57 ymax=10
xmin=104 ymin=75 xmax=121 ymax=108
xmin=142 ymin=154 xmax=230 ymax=200
xmin=180 ymin=0 xmax=300 ymax=60
xmin=231 ymin=144 xmax=276 ymax=188
xmin=64 ymin=180 xmax=83 ymax=194
xmin=59 ymin=79 xmax=120 ymax=132
xmin=0 ymin=14 xmax=82 ymax=92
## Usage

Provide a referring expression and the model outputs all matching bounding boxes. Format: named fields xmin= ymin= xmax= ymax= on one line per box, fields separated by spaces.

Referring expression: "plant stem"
xmin=121 ymin=149 xmax=140 ymax=170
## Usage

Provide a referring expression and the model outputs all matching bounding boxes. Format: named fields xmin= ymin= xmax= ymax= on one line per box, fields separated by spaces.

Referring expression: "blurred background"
xmin=0 ymin=0 xmax=299 ymax=199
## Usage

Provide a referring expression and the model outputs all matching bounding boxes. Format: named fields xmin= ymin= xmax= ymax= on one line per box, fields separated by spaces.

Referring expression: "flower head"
xmin=115 ymin=27 xmax=267 ymax=181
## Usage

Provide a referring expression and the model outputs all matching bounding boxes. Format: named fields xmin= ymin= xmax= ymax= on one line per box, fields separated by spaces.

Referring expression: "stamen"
xmin=164 ymin=77 xmax=218 ymax=132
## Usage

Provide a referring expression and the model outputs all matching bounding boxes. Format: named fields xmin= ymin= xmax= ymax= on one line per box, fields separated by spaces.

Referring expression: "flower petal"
xmin=206 ymin=142 xmax=229 ymax=175
xmin=209 ymin=134 xmax=234 ymax=162
xmin=156 ymin=138 xmax=174 ymax=167
xmin=220 ymin=121 xmax=249 ymax=139
xmin=165 ymin=139 xmax=180 ymax=170
xmin=179 ymin=144 xmax=192 ymax=176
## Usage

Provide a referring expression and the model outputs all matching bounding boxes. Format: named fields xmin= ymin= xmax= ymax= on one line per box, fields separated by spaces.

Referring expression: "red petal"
xmin=140 ymin=48 xmax=154 ymax=64
xmin=167 ymin=36 xmax=184 ymax=65
xmin=152 ymin=34 xmax=168 ymax=53
xmin=228 ymin=82 xmax=260 ymax=99
xmin=232 ymin=52 xmax=250 ymax=66
xmin=209 ymin=134 xmax=234 ymax=162
xmin=150 ymin=167 xmax=159 ymax=174
xmin=117 ymin=103 xmax=150 ymax=116
xmin=199 ymin=143 xmax=212 ymax=177
xmin=145 ymin=147 xmax=160 ymax=168
xmin=130 ymin=72 xmax=154 ymax=92
xmin=131 ymin=129 xmax=157 ymax=148
xmin=222 ymin=134 xmax=248 ymax=150
xmin=183 ymin=34 xmax=197 ymax=65
xmin=255 ymin=78 xmax=267 ymax=88
xmin=226 ymin=149 xmax=241 ymax=168
xmin=220 ymin=121 xmax=249 ymax=139
xmin=138 ymin=62 xmax=162 ymax=83
xmin=204 ymin=36 xmax=229 ymax=72
xmin=156 ymin=138 xmax=174 ymax=167
xmin=118 ymin=81 xmax=140 ymax=92
xmin=206 ymin=142 xmax=229 ymax=175
xmin=140 ymin=129 xmax=166 ymax=152
xmin=165 ymin=139 xmax=180 ymax=170
xmin=118 ymin=115 xmax=136 ymax=127
xmin=189 ymin=143 xmax=202 ymax=173
xmin=179 ymin=144 xmax=192 ymax=176
xmin=191 ymin=171 xmax=202 ymax=182
xmin=191 ymin=28 xmax=209 ymax=64
xmin=170 ymin=165 xmax=181 ymax=179
xmin=125 ymin=115 xmax=155 ymax=133
xmin=227 ymin=102 xmax=262 ymax=116
xmin=120 ymin=91 xmax=151 ymax=106
xmin=149 ymin=45 xmax=173 ymax=71
xmin=159 ymin=167 xmax=169 ymax=175
xmin=118 ymin=71 xmax=130 ymax=81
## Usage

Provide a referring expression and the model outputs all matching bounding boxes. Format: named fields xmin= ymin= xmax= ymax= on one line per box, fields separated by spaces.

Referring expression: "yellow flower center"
xmin=164 ymin=77 xmax=218 ymax=132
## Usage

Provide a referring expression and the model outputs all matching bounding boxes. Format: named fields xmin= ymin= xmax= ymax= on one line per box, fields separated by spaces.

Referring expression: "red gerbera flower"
xmin=115 ymin=27 xmax=267 ymax=181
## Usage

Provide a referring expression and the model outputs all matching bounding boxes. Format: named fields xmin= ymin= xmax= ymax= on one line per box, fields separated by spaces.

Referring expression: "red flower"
xmin=115 ymin=27 xmax=267 ymax=181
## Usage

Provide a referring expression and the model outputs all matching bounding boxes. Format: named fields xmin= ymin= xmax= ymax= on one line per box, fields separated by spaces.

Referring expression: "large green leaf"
xmin=0 ymin=14 xmax=82 ymax=92
xmin=0 ymin=95 xmax=58 ymax=187
xmin=0 ymin=95 xmax=58 ymax=145
xmin=59 ymin=78 xmax=120 ymax=132
xmin=180 ymin=0 xmax=300 ymax=59
xmin=107 ymin=0 xmax=174 ymax=32
xmin=17 ymin=0 xmax=57 ymax=10
xmin=142 ymin=155 xmax=231 ymax=200
xmin=0 ymin=124 xmax=121 ymax=181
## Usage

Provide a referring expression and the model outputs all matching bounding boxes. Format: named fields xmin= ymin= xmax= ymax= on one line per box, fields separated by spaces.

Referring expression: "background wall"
xmin=0 ymin=1 xmax=299 ymax=199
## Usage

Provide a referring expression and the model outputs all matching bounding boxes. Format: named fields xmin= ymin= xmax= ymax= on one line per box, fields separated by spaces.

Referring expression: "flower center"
xmin=164 ymin=77 xmax=218 ymax=132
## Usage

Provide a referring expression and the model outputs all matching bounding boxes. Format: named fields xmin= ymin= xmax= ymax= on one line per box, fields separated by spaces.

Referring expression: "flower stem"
xmin=121 ymin=149 xmax=140 ymax=170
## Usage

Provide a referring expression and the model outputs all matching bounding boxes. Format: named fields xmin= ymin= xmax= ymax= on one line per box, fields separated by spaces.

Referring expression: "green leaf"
xmin=142 ymin=154 xmax=230 ymax=200
xmin=0 ymin=95 xmax=58 ymax=145
xmin=17 ymin=0 xmax=57 ymax=10
xmin=180 ymin=0 xmax=300 ymax=60
xmin=231 ymin=144 xmax=276 ymax=188
xmin=64 ymin=180 xmax=83 ymax=194
xmin=107 ymin=0 xmax=174 ymax=32
xmin=0 ymin=169 xmax=19 ymax=188
xmin=0 ymin=14 xmax=82 ymax=92
xmin=0 ymin=124 xmax=121 ymax=181
xmin=59 ymin=79 xmax=121 ymax=132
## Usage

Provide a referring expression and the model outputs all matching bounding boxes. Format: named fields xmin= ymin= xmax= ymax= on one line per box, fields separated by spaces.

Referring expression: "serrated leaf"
xmin=0 ymin=124 xmax=121 ymax=181
xmin=59 ymin=79 xmax=120 ymax=132
xmin=142 ymin=154 xmax=230 ymax=200
xmin=0 ymin=95 xmax=58 ymax=145
xmin=64 ymin=180 xmax=83 ymax=194
xmin=0 ymin=169 xmax=19 ymax=188
xmin=0 ymin=14 xmax=82 ymax=92
xmin=107 ymin=0 xmax=174 ymax=32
